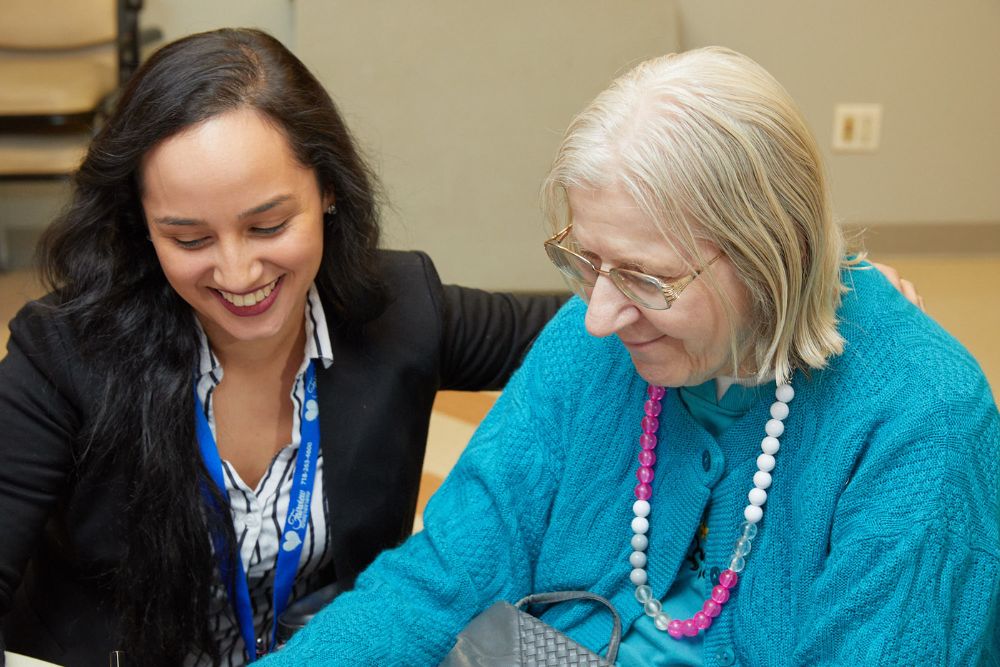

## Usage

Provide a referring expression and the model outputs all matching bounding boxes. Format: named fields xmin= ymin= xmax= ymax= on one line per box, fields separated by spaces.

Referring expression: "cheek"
xmin=153 ymin=247 xmax=209 ymax=293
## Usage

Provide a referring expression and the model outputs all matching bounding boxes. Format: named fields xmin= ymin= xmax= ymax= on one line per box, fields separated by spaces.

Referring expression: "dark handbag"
xmin=439 ymin=591 xmax=622 ymax=667
xmin=274 ymin=581 xmax=347 ymax=649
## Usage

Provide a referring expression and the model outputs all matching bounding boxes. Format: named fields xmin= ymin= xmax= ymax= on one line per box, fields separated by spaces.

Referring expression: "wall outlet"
xmin=832 ymin=103 xmax=882 ymax=153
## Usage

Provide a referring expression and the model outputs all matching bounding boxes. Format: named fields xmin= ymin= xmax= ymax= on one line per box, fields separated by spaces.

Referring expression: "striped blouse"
xmin=187 ymin=285 xmax=334 ymax=666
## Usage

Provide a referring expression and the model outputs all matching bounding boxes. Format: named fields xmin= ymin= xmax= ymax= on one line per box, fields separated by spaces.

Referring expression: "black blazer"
xmin=0 ymin=250 xmax=565 ymax=666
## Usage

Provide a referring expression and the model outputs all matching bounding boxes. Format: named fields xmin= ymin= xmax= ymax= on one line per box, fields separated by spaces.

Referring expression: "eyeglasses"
xmin=543 ymin=224 xmax=721 ymax=310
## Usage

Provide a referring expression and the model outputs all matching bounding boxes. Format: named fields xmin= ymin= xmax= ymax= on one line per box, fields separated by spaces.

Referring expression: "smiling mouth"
xmin=215 ymin=277 xmax=281 ymax=308
xmin=623 ymin=335 xmax=665 ymax=349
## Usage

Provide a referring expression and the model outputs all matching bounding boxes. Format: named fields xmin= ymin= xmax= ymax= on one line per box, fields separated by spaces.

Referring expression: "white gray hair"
xmin=542 ymin=46 xmax=852 ymax=383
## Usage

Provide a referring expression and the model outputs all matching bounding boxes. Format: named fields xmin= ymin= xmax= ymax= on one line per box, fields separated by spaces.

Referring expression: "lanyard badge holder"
xmin=195 ymin=362 xmax=321 ymax=662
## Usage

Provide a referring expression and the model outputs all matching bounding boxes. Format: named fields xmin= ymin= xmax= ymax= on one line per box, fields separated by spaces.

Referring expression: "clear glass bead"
xmin=734 ymin=536 xmax=751 ymax=556
xmin=729 ymin=554 xmax=746 ymax=573
xmin=644 ymin=598 xmax=663 ymax=617
xmin=653 ymin=611 xmax=672 ymax=631
xmin=740 ymin=521 xmax=758 ymax=541
xmin=634 ymin=584 xmax=653 ymax=603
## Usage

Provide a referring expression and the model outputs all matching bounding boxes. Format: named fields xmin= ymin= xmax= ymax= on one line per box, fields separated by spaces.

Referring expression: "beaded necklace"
xmin=628 ymin=382 xmax=794 ymax=639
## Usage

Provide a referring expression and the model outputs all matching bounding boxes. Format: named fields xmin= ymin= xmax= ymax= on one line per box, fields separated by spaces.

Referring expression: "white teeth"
xmin=219 ymin=278 xmax=278 ymax=308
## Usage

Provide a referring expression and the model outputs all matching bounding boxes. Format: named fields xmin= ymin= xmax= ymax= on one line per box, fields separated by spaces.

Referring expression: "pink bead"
xmin=682 ymin=619 xmax=699 ymax=637
xmin=636 ymin=466 xmax=654 ymax=484
xmin=667 ymin=620 xmax=684 ymax=639
xmin=693 ymin=611 xmax=712 ymax=630
xmin=638 ymin=449 xmax=656 ymax=467
xmin=711 ymin=585 xmax=730 ymax=604
xmin=641 ymin=416 xmax=659 ymax=434
xmin=718 ymin=569 xmax=738 ymax=589
xmin=702 ymin=599 xmax=722 ymax=618
xmin=644 ymin=399 xmax=662 ymax=417
xmin=639 ymin=433 xmax=657 ymax=450
xmin=634 ymin=483 xmax=652 ymax=500
xmin=647 ymin=385 xmax=665 ymax=400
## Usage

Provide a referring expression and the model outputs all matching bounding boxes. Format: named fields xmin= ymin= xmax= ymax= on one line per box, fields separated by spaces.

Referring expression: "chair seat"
xmin=0 ymin=132 xmax=90 ymax=175
xmin=0 ymin=49 xmax=115 ymax=116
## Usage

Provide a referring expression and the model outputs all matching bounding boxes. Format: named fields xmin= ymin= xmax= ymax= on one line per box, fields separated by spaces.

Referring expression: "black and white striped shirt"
xmin=188 ymin=285 xmax=334 ymax=666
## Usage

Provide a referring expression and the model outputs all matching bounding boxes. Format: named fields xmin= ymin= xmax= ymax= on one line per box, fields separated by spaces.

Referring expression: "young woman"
xmin=0 ymin=29 xmax=563 ymax=666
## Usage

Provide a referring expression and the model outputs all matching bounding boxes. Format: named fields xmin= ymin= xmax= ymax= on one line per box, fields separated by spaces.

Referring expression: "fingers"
xmin=871 ymin=262 xmax=900 ymax=289
xmin=899 ymin=278 xmax=925 ymax=312
xmin=870 ymin=261 xmax=925 ymax=312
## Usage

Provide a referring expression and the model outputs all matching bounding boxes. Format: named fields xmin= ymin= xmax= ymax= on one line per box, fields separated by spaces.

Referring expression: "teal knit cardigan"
xmin=262 ymin=266 xmax=1000 ymax=666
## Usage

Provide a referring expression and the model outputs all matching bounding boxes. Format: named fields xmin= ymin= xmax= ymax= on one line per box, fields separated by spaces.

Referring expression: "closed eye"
xmin=174 ymin=237 xmax=209 ymax=249
xmin=251 ymin=220 xmax=289 ymax=236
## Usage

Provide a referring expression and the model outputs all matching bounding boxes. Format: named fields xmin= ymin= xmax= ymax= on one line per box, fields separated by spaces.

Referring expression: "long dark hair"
xmin=37 ymin=28 xmax=387 ymax=665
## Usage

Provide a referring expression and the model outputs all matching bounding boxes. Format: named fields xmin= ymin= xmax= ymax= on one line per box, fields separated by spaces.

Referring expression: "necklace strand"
xmin=629 ymin=382 xmax=794 ymax=639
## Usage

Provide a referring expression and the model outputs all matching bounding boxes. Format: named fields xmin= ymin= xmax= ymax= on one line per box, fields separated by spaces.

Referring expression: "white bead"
xmin=756 ymin=453 xmax=776 ymax=472
xmin=765 ymin=419 xmax=784 ymax=438
xmin=654 ymin=611 xmax=672 ymax=631
xmin=760 ymin=436 xmax=780 ymax=455
xmin=631 ymin=517 xmax=649 ymax=535
xmin=630 ymin=551 xmax=648 ymax=568
xmin=744 ymin=504 xmax=763 ymax=523
xmin=769 ymin=401 xmax=789 ymax=421
xmin=748 ymin=487 xmax=767 ymax=506
xmin=631 ymin=534 xmax=649 ymax=551
xmin=643 ymin=598 xmax=662 ymax=617
xmin=634 ymin=584 xmax=653 ymax=603
xmin=633 ymin=499 xmax=651 ymax=518
xmin=776 ymin=383 xmax=794 ymax=403
xmin=753 ymin=470 xmax=772 ymax=489
xmin=630 ymin=568 xmax=648 ymax=585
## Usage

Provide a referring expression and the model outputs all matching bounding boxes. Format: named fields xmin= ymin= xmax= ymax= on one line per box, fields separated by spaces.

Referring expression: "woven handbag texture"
xmin=517 ymin=610 xmax=613 ymax=666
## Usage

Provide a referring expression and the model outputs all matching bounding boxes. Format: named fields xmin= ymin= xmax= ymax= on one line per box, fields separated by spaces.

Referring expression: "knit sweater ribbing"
xmin=262 ymin=266 xmax=1000 ymax=666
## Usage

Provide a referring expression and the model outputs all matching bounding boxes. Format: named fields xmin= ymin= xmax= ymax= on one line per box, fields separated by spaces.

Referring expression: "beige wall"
xmin=674 ymin=0 xmax=1000 ymax=228
xmin=143 ymin=0 xmax=294 ymax=47
xmin=123 ymin=2 xmax=1000 ymax=290
xmin=295 ymin=1 xmax=681 ymax=291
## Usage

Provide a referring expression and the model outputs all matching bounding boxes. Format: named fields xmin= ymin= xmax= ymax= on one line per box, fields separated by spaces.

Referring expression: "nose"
xmin=212 ymin=238 xmax=264 ymax=292
xmin=584 ymin=274 xmax=641 ymax=339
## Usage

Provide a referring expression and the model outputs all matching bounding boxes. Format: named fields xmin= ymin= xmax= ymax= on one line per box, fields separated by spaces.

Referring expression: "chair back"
xmin=0 ymin=0 xmax=117 ymax=50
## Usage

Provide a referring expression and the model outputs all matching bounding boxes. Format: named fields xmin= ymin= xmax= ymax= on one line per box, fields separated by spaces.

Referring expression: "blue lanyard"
xmin=195 ymin=362 xmax=321 ymax=662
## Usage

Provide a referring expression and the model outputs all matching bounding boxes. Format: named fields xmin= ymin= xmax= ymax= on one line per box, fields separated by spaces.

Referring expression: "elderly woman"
xmin=261 ymin=47 xmax=1000 ymax=665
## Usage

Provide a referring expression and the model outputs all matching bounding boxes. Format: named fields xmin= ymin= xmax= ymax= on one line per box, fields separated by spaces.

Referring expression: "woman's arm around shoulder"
xmin=401 ymin=249 xmax=566 ymax=391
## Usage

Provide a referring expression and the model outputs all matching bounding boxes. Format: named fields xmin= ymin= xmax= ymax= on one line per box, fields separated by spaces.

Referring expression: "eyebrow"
xmin=151 ymin=194 xmax=295 ymax=227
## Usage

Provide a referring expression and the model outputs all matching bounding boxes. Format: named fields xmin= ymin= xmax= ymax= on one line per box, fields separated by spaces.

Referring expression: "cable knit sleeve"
xmin=259 ymin=303 xmax=577 ymax=666
xmin=793 ymin=384 xmax=1000 ymax=664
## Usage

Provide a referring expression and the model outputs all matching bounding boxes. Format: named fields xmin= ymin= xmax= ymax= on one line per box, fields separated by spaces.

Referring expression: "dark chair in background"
xmin=0 ymin=0 xmax=159 ymax=268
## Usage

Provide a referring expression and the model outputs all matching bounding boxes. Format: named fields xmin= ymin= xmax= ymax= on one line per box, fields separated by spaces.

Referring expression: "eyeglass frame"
xmin=543 ymin=224 xmax=722 ymax=310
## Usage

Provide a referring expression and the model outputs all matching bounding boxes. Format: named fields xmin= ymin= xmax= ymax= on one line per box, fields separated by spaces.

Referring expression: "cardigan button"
xmin=702 ymin=450 xmax=712 ymax=472
xmin=715 ymin=647 xmax=736 ymax=665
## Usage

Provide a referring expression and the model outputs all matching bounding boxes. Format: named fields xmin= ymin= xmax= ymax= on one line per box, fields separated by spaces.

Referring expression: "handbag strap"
xmin=515 ymin=591 xmax=623 ymax=665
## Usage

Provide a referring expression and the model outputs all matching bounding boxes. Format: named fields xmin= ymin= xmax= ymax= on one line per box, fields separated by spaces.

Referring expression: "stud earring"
xmin=325 ymin=203 xmax=337 ymax=216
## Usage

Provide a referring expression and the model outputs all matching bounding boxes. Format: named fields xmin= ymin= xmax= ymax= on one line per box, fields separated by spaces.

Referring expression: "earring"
xmin=325 ymin=203 xmax=337 ymax=216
